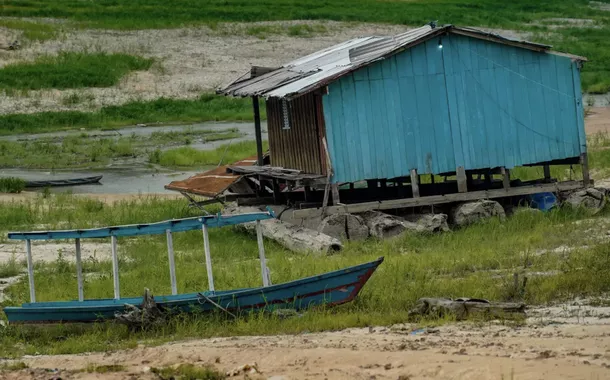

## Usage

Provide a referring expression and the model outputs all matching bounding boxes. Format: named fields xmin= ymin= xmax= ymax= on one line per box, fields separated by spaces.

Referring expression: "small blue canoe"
xmin=4 ymin=258 xmax=382 ymax=323
xmin=3 ymin=209 xmax=382 ymax=324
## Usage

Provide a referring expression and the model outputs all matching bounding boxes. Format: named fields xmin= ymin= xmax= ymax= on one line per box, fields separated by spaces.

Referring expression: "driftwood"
xmin=319 ymin=213 xmax=369 ymax=241
xmin=225 ymin=205 xmax=343 ymax=254
xmin=401 ymin=213 xmax=450 ymax=233
xmin=115 ymin=288 xmax=166 ymax=330
xmin=358 ymin=211 xmax=406 ymax=239
xmin=563 ymin=188 xmax=606 ymax=214
xmin=450 ymin=200 xmax=506 ymax=227
xmin=409 ymin=297 xmax=526 ymax=321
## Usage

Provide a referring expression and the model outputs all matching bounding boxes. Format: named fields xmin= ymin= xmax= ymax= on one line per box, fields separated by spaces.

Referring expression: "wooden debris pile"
xmin=115 ymin=288 xmax=166 ymax=330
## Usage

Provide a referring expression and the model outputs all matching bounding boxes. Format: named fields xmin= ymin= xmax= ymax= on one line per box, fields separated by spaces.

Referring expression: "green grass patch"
xmin=0 ymin=95 xmax=263 ymax=135
xmin=156 ymin=140 xmax=268 ymax=168
xmin=245 ymin=23 xmax=327 ymax=39
xmin=0 ymin=361 xmax=28 ymax=371
xmin=151 ymin=364 xmax=225 ymax=380
xmin=0 ymin=19 xmax=59 ymax=42
xmin=0 ymin=128 xmax=241 ymax=169
xmin=0 ymin=195 xmax=608 ymax=356
xmin=0 ymin=0 xmax=599 ymax=30
xmin=0 ymin=52 xmax=153 ymax=91
xmin=84 ymin=364 xmax=126 ymax=373
xmin=0 ymin=177 xmax=25 ymax=193
xmin=1 ymin=1 xmax=610 ymax=92
xmin=0 ymin=255 xmax=23 ymax=278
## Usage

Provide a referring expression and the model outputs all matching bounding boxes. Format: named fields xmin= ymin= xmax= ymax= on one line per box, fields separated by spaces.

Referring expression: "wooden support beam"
xmin=256 ymin=220 xmax=271 ymax=287
xmin=543 ymin=165 xmax=551 ymax=182
xmin=410 ymin=169 xmax=420 ymax=197
xmin=581 ymin=153 xmax=590 ymax=187
xmin=456 ymin=166 xmax=467 ymax=193
xmin=331 ymin=183 xmax=341 ymax=205
xmin=292 ymin=180 xmax=585 ymax=218
xmin=111 ymin=236 xmax=120 ymax=300
xmin=252 ymin=96 xmax=264 ymax=166
xmin=75 ymin=238 xmax=84 ymax=302
xmin=166 ymin=229 xmax=178 ymax=296
xmin=484 ymin=171 xmax=492 ymax=187
xmin=202 ymin=224 xmax=215 ymax=292
xmin=25 ymin=239 xmax=35 ymax=303
xmin=501 ymin=167 xmax=510 ymax=190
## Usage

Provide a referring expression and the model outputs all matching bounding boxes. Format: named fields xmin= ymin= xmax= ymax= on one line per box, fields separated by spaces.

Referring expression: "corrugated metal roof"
xmin=219 ymin=24 xmax=586 ymax=100
xmin=164 ymin=156 xmax=258 ymax=197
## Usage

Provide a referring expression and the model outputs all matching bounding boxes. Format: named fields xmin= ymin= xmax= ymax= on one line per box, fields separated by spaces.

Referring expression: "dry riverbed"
xmin=2 ymin=301 xmax=609 ymax=379
xmin=0 ymin=20 xmax=529 ymax=115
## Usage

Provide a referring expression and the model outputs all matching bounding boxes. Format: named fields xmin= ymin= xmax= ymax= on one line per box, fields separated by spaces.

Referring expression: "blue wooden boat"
xmin=3 ymin=209 xmax=382 ymax=324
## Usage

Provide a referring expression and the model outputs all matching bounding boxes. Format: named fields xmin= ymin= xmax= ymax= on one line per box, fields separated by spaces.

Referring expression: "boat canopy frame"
xmin=8 ymin=210 xmax=276 ymax=303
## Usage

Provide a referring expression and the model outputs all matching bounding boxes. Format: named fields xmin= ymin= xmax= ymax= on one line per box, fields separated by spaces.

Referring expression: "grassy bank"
xmin=0 ymin=194 xmax=608 ymax=356
xmin=154 ymin=140 xmax=268 ymax=168
xmin=0 ymin=128 xmax=241 ymax=169
xmin=0 ymin=53 xmax=153 ymax=91
xmin=0 ymin=95 xmax=263 ymax=135
xmin=0 ymin=19 xmax=59 ymax=42
xmin=2 ymin=1 xmax=610 ymax=92
xmin=0 ymin=0 xmax=601 ymax=30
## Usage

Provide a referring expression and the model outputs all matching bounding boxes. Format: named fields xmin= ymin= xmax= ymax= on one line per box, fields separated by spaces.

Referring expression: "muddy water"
xmin=0 ymin=121 xmax=267 ymax=194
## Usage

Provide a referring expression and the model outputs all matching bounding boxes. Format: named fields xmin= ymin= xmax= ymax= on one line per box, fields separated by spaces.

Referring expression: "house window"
xmin=281 ymin=99 xmax=291 ymax=130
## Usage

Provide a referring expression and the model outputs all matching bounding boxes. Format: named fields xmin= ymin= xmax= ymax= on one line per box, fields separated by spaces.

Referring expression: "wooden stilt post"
xmin=75 ymin=238 xmax=84 ymax=302
xmin=456 ymin=166 xmax=467 ymax=193
xmin=111 ymin=235 xmax=120 ymax=300
xmin=166 ymin=229 xmax=178 ymax=296
xmin=252 ymin=96 xmax=264 ymax=166
xmin=581 ymin=153 xmax=590 ymax=186
xmin=501 ymin=167 xmax=510 ymax=190
xmin=202 ymin=224 xmax=215 ymax=292
xmin=410 ymin=169 xmax=420 ymax=198
xmin=25 ymin=239 xmax=35 ymax=303
xmin=331 ymin=183 xmax=341 ymax=205
xmin=256 ymin=220 xmax=271 ymax=287
xmin=543 ymin=165 xmax=551 ymax=182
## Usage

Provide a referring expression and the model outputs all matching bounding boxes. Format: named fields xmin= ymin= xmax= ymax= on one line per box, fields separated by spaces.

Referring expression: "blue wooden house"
xmin=176 ymin=24 xmax=589 ymax=212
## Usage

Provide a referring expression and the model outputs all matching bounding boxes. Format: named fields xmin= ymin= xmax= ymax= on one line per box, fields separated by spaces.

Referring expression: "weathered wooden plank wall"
xmin=267 ymin=94 xmax=324 ymax=174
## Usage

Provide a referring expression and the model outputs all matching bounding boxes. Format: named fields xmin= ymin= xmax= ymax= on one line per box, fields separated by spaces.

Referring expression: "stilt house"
xmin=168 ymin=24 xmax=589 ymax=216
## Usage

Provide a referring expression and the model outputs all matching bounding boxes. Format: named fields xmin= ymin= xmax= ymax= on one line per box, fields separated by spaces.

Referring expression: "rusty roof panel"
xmin=165 ymin=157 xmax=257 ymax=197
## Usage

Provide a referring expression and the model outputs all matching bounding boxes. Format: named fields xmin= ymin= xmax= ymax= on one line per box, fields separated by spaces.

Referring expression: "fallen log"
xmin=225 ymin=205 xmax=343 ymax=254
xmin=358 ymin=211 xmax=406 ymax=239
xmin=408 ymin=297 xmax=526 ymax=321
xmin=450 ymin=200 xmax=506 ymax=227
xmin=319 ymin=213 xmax=369 ymax=241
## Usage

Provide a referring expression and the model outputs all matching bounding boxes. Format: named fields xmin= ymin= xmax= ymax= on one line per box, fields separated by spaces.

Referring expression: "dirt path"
xmin=2 ymin=303 xmax=609 ymax=379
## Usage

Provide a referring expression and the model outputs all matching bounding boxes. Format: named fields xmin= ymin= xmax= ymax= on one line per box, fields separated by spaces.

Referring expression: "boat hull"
xmin=3 ymin=258 xmax=383 ymax=323
xmin=25 ymin=175 xmax=103 ymax=188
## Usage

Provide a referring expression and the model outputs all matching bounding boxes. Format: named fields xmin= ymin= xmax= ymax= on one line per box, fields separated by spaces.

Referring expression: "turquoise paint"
xmin=322 ymin=34 xmax=585 ymax=183
xmin=8 ymin=211 xmax=275 ymax=240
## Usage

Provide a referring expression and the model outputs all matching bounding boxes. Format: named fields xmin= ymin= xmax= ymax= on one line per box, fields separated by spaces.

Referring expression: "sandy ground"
xmin=585 ymin=107 xmax=610 ymax=135
xmin=2 ymin=302 xmax=610 ymax=379
xmin=0 ymin=20 xmax=531 ymax=116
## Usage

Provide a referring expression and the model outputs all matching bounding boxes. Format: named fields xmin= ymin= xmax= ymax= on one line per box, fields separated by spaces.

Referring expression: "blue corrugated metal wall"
xmin=322 ymin=33 xmax=586 ymax=183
